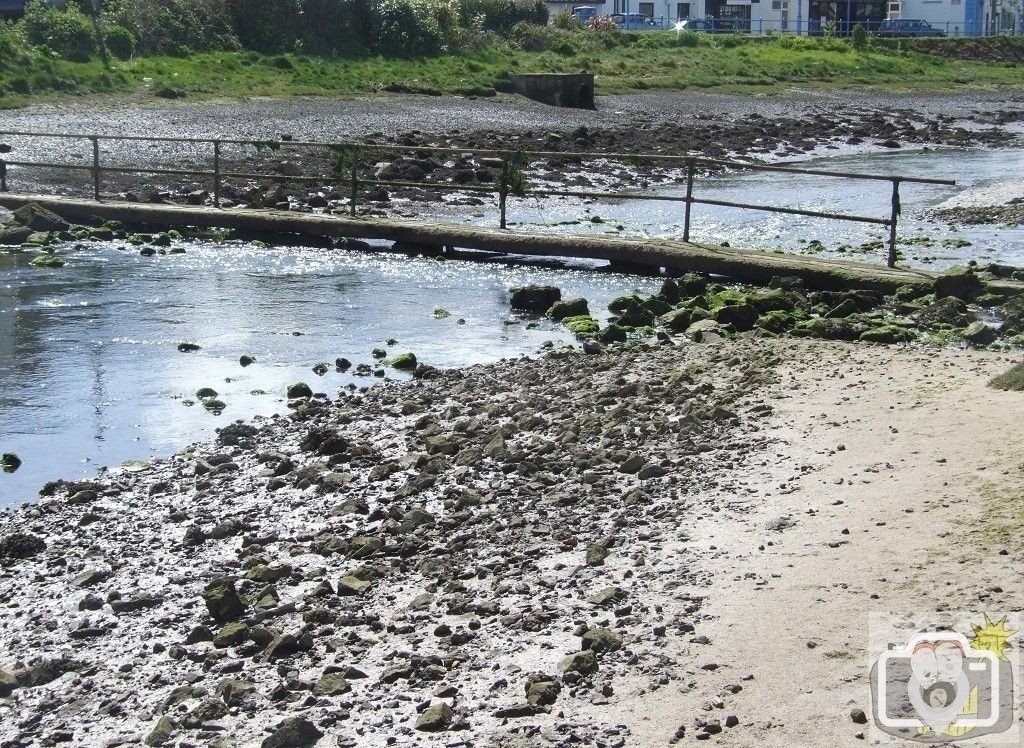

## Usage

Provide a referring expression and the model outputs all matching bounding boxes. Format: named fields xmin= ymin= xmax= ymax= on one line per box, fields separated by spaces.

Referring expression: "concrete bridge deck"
xmin=2 ymin=193 xmax=1022 ymax=296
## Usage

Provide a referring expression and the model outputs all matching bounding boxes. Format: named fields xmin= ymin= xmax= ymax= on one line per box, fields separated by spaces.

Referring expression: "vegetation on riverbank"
xmin=1 ymin=0 xmax=1022 ymax=108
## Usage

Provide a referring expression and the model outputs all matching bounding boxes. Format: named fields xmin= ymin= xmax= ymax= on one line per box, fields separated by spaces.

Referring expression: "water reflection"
xmin=0 ymin=243 xmax=661 ymax=505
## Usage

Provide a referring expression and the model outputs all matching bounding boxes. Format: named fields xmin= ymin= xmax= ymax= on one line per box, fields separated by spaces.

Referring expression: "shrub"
xmin=376 ymin=0 xmax=459 ymax=56
xmin=851 ymin=23 xmax=867 ymax=51
xmin=102 ymin=0 xmax=239 ymax=55
xmin=674 ymin=29 xmax=700 ymax=46
xmin=20 ymin=0 xmax=98 ymax=61
xmin=0 ymin=20 xmax=23 ymax=71
xmin=552 ymin=10 xmax=582 ymax=29
xmin=458 ymin=0 xmax=547 ymax=32
xmin=509 ymin=20 xmax=560 ymax=51
xmin=103 ymin=23 xmax=136 ymax=58
xmin=225 ymin=0 xmax=300 ymax=53
xmin=297 ymin=0 xmax=373 ymax=56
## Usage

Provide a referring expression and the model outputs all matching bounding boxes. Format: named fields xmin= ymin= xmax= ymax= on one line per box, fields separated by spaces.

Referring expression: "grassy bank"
xmin=2 ymin=33 xmax=1023 ymax=109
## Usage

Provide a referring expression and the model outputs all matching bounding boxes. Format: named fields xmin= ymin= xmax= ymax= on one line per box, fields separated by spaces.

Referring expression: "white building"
xmin=572 ymin=0 xmax=1005 ymax=33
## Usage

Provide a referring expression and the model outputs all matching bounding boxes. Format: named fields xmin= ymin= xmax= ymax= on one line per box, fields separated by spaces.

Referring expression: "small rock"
xmin=416 ymin=702 xmax=454 ymax=732
xmin=261 ymin=717 xmax=324 ymax=748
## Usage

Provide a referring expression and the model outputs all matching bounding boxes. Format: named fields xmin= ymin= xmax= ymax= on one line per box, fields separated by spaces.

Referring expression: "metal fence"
xmin=0 ymin=130 xmax=955 ymax=268
xmin=611 ymin=15 xmax=1017 ymax=35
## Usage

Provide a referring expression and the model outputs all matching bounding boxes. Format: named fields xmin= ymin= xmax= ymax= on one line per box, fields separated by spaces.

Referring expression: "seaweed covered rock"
xmin=202 ymin=579 xmax=246 ymax=622
xmin=510 ymin=285 xmax=561 ymax=313
xmin=563 ymin=315 xmax=599 ymax=337
xmin=860 ymin=325 xmax=917 ymax=344
xmin=796 ymin=317 xmax=861 ymax=341
xmin=915 ymin=297 xmax=976 ymax=329
xmin=962 ymin=321 xmax=997 ymax=346
xmin=934 ymin=267 xmax=983 ymax=301
xmin=12 ymin=203 xmax=70 ymax=232
xmin=714 ymin=303 xmax=759 ymax=332
xmin=387 ymin=352 xmax=418 ymax=370
xmin=547 ymin=297 xmax=589 ymax=320
xmin=0 ymin=532 xmax=46 ymax=562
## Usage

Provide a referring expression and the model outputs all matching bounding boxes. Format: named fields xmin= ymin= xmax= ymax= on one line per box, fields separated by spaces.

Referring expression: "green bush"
xmin=458 ymin=0 xmax=547 ymax=32
xmin=851 ymin=23 xmax=867 ymax=51
xmin=20 ymin=0 xmax=98 ymax=61
xmin=297 ymin=0 xmax=373 ymax=56
xmin=103 ymin=24 xmax=136 ymax=58
xmin=509 ymin=21 xmax=564 ymax=52
xmin=102 ymin=0 xmax=239 ymax=55
xmin=551 ymin=10 xmax=582 ymax=29
xmin=226 ymin=0 xmax=300 ymax=53
xmin=0 ymin=21 xmax=22 ymax=70
xmin=376 ymin=0 xmax=459 ymax=56
xmin=674 ymin=29 xmax=700 ymax=47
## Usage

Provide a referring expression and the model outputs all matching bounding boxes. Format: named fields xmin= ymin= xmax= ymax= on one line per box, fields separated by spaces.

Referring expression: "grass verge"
xmin=1 ymin=34 xmax=1023 ymax=109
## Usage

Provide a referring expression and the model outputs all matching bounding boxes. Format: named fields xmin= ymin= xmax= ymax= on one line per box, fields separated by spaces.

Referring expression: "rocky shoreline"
xmin=2 ymin=91 xmax=1021 ymax=213
xmin=1 ymin=336 xmax=782 ymax=747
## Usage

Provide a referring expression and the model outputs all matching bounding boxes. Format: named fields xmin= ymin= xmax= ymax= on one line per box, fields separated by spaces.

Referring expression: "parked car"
xmin=874 ymin=19 xmax=945 ymax=37
xmin=611 ymin=12 xmax=659 ymax=29
xmin=677 ymin=17 xmax=741 ymax=33
xmin=570 ymin=5 xmax=599 ymax=22
xmin=0 ymin=0 xmax=66 ymax=17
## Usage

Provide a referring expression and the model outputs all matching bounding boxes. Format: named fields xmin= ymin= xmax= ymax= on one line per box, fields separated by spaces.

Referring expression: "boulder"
xmin=585 ymin=543 xmax=608 ymax=566
xmin=144 ymin=716 xmax=176 ymax=747
xmin=559 ymin=649 xmax=599 ymax=676
xmin=547 ymin=297 xmax=589 ymax=320
xmin=563 ymin=315 xmax=599 ymax=337
xmin=213 ymin=621 xmax=250 ymax=648
xmin=313 ymin=672 xmax=352 ymax=695
xmin=0 ymin=226 xmax=34 ymax=246
xmin=287 ymin=382 xmax=313 ymax=399
xmin=934 ymin=267 xmax=983 ymax=301
xmin=12 ymin=203 xmax=70 ymax=232
xmin=962 ymin=321 xmax=997 ymax=346
xmin=598 ymin=324 xmax=628 ymax=343
xmin=30 ymin=254 xmax=65 ymax=268
xmin=525 ymin=676 xmax=561 ymax=706
xmin=215 ymin=678 xmax=255 ymax=706
xmin=0 ymin=669 xmax=16 ymax=697
xmin=714 ymin=303 xmax=758 ymax=331
xmin=261 ymin=717 xmax=323 ymax=748
xmin=797 ymin=318 xmax=860 ymax=341
xmin=0 ymin=532 xmax=45 ymax=561
xmin=415 ymin=702 xmax=454 ymax=732
xmin=915 ymin=297 xmax=976 ymax=329
xmin=859 ymin=325 xmax=916 ymax=344
xmin=510 ymin=285 xmax=561 ymax=313
xmin=684 ymin=319 xmax=727 ymax=343
xmin=1 ymin=453 xmax=21 ymax=474
xmin=581 ymin=627 xmax=623 ymax=653
xmin=658 ymin=307 xmax=692 ymax=332
xmin=387 ymin=352 xmax=417 ymax=370
xmin=201 ymin=579 xmax=245 ymax=622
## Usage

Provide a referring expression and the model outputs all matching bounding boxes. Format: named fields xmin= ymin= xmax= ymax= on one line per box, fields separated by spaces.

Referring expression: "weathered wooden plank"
xmin=2 ymin=193 xmax=1021 ymax=296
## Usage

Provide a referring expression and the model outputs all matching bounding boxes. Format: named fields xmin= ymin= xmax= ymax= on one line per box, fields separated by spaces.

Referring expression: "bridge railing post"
xmin=90 ymin=136 xmax=101 ymax=201
xmin=683 ymin=158 xmax=695 ymax=242
xmin=498 ymin=156 xmax=508 ymax=230
xmin=213 ymin=140 xmax=222 ymax=208
xmin=887 ymin=178 xmax=901 ymax=268
xmin=349 ymin=162 xmax=358 ymax=217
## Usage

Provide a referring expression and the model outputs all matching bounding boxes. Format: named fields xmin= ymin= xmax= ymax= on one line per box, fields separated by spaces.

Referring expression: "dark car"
xmin=678 ymin=17 xmax=741 ymax=33
xmin=0 ymin=0 xmax=66 ymax=17
xmin=611 ymin=12 xmax=659 ymax=29
xmin=874 ymin=19 xmax=945 ymax=37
